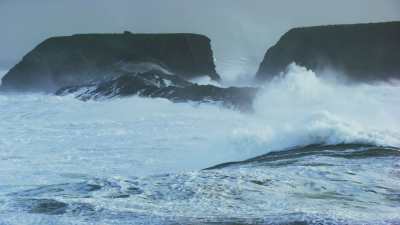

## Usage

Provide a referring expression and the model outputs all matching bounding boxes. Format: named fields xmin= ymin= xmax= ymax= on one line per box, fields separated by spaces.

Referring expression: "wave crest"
xmin=234 ymin=64 xmax=400 ymax=153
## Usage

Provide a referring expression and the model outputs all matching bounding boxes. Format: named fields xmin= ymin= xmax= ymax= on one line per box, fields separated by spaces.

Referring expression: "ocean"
xmin=0 ymin=65 xmax=399 ymax=225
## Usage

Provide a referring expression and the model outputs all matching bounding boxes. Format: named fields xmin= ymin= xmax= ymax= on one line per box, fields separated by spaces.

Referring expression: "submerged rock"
xmin=256 ymin=21 xmax=400 ymax=82
xmin=16 ymin=198 xmax=68 ymax=215
xmin=56 ymin=70 xmax=258 ymax=112
xmin=1 ymin=33 xmax=220 ymax=92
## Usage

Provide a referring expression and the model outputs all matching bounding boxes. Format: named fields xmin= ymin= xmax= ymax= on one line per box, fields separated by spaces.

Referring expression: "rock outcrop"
xmin=256 ymin=21 xmax=400 ymax=81
xmin=1 ymin=33 xmax=220 ymax=92
xmin=56 ymin=70 xmax=258 ymax=112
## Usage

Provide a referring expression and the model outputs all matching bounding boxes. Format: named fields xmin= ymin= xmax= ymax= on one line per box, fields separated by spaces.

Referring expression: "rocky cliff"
xmin=256 ymin=22 xmax=400 ymax=81
xmin=1 ymin=32 xmax=220 ymax=92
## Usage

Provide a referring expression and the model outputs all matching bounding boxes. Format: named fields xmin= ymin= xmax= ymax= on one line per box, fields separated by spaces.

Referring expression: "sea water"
xmin=0 ymin=65 xmax=399 ymax=224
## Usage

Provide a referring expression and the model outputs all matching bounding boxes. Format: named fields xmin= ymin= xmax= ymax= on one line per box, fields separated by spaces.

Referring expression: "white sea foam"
xmin=165 ymin=63 xmax=400 ymax=160
xmin=190 ymin=76 xmax=222 ymax=86
xmin=246 ymin=63 xmax=400 ymax=150
xmin=0 ymin=64 xmax=399 ymax=180
xmin=1 ymin=64 xmax=400 ymax=224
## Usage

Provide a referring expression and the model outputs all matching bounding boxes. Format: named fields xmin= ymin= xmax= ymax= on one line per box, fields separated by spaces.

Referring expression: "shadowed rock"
xmin=56 ymin=70 xmax=258 ymax=112
xmin=256 ymin=21 xmax=400 ymax=82
xmin=1 ymin=33 xmax=220 ymax=92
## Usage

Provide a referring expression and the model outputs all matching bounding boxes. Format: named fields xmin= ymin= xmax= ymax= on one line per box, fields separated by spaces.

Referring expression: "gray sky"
xmin=1 ymin=0 xmax=399 ymax=80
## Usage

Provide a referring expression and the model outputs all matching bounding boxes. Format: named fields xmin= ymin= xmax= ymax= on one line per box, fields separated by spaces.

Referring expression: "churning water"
xmin=0 ymin=65 xmax=399 ymax=225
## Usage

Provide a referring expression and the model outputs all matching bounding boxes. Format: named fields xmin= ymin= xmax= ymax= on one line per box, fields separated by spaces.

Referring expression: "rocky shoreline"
xmin=1 ymin=21 xmax=399 ymax=110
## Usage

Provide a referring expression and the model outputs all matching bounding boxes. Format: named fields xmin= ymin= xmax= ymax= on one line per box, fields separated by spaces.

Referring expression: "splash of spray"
xmin=230 ymin=63 xmax=400 ymax=155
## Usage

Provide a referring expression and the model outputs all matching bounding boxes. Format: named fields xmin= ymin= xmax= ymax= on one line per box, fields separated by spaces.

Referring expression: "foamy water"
xmin=0 ymin=65 xmax=399 ymax=224
xmin=250 ymin=64 xmax=400 ymax=149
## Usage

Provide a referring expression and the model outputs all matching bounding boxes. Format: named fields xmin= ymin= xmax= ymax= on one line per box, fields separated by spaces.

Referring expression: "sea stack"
xmin=256 ymin=21 xmax=400 ymax=81
xmin=1 ymin=33 xmax=220 ymax=92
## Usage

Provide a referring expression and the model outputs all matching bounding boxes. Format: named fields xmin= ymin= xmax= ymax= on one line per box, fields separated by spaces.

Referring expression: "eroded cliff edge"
xmin=256 ymin=21 xmax=400 ymax=81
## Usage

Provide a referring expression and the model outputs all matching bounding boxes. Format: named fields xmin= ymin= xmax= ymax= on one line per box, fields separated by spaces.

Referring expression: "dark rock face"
xmin=1 ymin=33 xmax=220 ymax=92
xmin=56 ymin=70 xmax=258 ymax=112
xmin=256 ymin=22 xmax=400 ymax=82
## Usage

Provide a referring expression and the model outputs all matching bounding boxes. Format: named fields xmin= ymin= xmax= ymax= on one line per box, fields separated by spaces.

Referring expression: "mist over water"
xmin=2 ymin=0 xmax=399 ymax=81
xmin=0 ymin=64 xmax=399 ymax=176
xmin=0 ymin=64 xmax=399 ymax=224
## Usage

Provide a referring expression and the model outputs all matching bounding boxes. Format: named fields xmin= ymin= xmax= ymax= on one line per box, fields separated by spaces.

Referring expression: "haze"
xmin=1 ymin=0 xmax=399 ymax=80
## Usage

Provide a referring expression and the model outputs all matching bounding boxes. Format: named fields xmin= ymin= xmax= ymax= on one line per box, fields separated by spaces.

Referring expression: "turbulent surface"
xmin=0 ymin=65 xmax=400 ymax=224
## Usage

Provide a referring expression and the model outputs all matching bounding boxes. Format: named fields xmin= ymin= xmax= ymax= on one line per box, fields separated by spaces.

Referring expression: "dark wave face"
xmin=2 ymin=144 xmax=399 ymax=225
xmin=206 ymin=144 xmax=400 ymax=169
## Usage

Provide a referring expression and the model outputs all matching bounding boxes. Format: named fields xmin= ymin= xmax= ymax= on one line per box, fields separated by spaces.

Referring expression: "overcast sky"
xmin=1 ymin=0 xmax=399 ymax=78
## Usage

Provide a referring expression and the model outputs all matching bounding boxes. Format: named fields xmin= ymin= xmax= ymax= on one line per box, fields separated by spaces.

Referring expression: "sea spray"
xmin=0 ymin=65 xmax=400 ymax=224
xmin=243 ymin=63 xmax=400 ymax=150
xmin=0 ymin=64 xmax=399 ymax=176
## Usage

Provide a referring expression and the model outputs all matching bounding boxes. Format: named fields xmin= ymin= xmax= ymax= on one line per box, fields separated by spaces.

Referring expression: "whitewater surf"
xmin=0 ymin=65 xmax=399 ymax=225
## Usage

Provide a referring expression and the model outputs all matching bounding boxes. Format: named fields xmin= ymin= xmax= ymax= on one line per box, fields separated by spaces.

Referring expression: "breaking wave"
xmin=1 ymin=64 xmax=399 ymax=168
xmin=1 ymin=64 xmax=400 ymax=224
xmin=247 ymin=64 xmax=400 ymax=151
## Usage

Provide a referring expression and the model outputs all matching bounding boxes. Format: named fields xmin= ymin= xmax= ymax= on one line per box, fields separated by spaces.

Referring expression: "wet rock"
xmin=56 ymin=70 xmax=258 ymax=112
